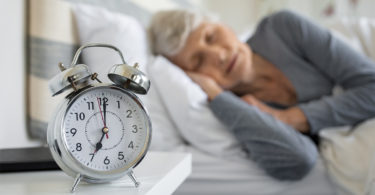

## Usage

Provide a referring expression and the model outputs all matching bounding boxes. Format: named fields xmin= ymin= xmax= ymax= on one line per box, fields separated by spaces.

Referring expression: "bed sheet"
xmin=166 ymin=146 xmax=336 ymax=195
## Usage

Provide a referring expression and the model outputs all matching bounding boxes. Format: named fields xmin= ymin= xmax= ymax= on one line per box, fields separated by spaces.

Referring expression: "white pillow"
xmin=72 ymin=4 xmax=185 ymax=151
xmin=148 ymin=55 xmax=246 ymax=158
xmin=73 ymin=4 xmax=148 ymax=80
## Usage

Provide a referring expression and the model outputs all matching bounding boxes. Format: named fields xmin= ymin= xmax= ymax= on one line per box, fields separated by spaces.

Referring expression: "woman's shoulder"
xmin=269 ymin=10 xmax=301 ymax=20
xmin=261 ymin=10 xmax=305 ymax=30
xmin=250 ymin=10 xmax=307 ymax=43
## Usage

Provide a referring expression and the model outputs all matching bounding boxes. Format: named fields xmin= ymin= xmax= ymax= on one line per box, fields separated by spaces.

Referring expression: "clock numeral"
xmin=87 ymin=102 xmax=94 ymax=110
xmin=74 ymin=112 xmax=85 ymax=121
xmin=76 ymin=143 xmax=82 ymax=151
xmin=118 ymin=152 xmax=124 ymax=160
xmin=128 ymin=141 xmax=134 ymax=149
xmin=117 ymin=100 xmax=120 ymax=109
xmin=70 ymin=128 xmax=77 ymax=136
xmin=132 ymin=125 xmax=138 ymax=133
xmin=98 ymin=97 xmax=109 ymax=106
xmin=104 ymin=156 xmax=110 ymax=165
xmin=89 ymin=153 xmax=95 ymax=162
xmin=126 ymin=110 xmax=132 ymax=118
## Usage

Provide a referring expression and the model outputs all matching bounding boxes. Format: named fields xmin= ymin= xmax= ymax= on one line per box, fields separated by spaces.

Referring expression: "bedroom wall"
xmin=0 ymin=0 xmax=41 ymax=148
xmin=198 ymin=0 xmax=375 ymax=35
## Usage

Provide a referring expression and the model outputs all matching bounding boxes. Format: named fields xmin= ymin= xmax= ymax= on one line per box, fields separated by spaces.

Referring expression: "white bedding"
xmin=144 ymin=55 xmax=336 ymax=195
xmin=172 ymin=146 xmax=335 ymax=195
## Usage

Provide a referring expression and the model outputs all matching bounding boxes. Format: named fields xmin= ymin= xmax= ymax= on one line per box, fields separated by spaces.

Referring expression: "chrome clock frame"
xmin=47 ymin=84 xmax=152 ymax=192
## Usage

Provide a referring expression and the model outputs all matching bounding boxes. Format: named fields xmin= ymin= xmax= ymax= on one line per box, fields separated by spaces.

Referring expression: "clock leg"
xmin=71 ymin=174 xmax=82 ymax=193
xmin=127 ymin=170 xmax=140 ymax=188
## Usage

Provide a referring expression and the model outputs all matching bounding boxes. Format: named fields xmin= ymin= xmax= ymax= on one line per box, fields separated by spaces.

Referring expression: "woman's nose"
xmin=208 ymin=46 xmax=227 ymax=67
xmin=218 ymin=49 xmax=226 ymax=65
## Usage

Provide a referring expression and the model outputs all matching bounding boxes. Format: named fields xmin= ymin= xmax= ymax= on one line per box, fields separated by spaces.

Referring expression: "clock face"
xmin=62 ymin=86 xmax=150 ymax=172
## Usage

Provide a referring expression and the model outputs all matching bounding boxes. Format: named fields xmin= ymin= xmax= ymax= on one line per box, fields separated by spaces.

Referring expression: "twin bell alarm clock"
xmin=47 ymin=43 xmax=152 ymax=192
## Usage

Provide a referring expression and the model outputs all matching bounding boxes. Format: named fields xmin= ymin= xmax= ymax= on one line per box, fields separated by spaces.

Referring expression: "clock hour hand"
xmin=90 ymin=128 xmax=108 ymax=162
xmin=95 ymin=132 xmax=105 ymax=152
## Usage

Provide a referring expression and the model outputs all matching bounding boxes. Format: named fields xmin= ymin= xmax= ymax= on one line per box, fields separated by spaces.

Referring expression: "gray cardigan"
xmin=209 ymin=10 xmax=375 ymax=180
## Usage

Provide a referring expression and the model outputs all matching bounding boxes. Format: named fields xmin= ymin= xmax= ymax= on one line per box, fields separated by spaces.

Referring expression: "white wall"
xmin=197 ymin=0 xmax=257 ymax=35
xmin=0 ymin=0 xmax=41 ymax=148
xmin=196 ymin=0 xmax=375 ymax=35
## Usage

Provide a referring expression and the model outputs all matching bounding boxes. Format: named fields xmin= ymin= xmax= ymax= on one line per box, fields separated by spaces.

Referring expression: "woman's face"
xmin=169 ymin=22 xmax=253 ymax=89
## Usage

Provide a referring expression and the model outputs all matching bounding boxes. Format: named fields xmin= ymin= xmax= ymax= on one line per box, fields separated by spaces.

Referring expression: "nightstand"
xmin=0 ymin=151 xmax=191 ymax=195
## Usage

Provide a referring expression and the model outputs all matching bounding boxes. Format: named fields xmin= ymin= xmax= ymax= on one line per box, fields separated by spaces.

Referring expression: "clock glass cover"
xmin=62 ymin=86 xmax=149 ymax=172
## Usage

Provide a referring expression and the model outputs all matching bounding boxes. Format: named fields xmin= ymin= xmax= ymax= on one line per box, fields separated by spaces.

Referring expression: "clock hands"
xmin=96 ymin=97 xmax=109 ymax=139
xmin=90 ymin=97 xmax=110 ymax=162
xmin=95 ymin=132 xmax=105 ymax=152
xmin=90 ymin=127 xmax=108 ymax=162
xmin=103 ymin=98 xmax=108 ymax=139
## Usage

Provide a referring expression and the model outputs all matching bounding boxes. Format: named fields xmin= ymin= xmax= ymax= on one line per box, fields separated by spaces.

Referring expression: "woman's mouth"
xmin=226 ymin=54 xmax=238 ymax=74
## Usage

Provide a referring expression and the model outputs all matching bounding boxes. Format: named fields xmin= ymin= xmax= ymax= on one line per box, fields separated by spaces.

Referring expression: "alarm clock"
xmin=47 ymin=43 xmax=151 ymax=192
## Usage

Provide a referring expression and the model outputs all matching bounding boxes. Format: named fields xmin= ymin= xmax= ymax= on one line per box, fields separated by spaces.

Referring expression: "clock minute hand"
xmin=96 ymin=98 xmax=109 ymax=139
xmin=103 ymin=100 xmax=108 ymax=139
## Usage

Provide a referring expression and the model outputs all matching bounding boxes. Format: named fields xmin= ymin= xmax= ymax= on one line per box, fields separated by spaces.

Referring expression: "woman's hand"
xmin=241 ymin=94 xmax=310 ymax=133
xmin=187 ymin=72 xmax=223 ymax=101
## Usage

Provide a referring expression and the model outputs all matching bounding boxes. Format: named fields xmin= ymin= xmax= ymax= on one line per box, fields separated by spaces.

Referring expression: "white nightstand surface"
xmin=0 ymin=151 xmax=191 ymax=195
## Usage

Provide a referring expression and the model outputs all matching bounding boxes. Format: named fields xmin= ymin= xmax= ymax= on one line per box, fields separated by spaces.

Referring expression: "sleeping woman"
xmin=148 ymin=10 xmax=375 ymax=180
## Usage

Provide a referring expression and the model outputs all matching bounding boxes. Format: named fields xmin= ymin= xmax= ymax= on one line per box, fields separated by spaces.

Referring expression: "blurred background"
xmin=195 ymin=0 xmax=375 ymax=34
xmin=1 ymin=0 xmax=375 ymax=149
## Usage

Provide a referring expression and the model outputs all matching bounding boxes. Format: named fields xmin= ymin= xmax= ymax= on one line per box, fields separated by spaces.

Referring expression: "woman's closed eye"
xmin=205 ymin=31 xmax=216 ymax=44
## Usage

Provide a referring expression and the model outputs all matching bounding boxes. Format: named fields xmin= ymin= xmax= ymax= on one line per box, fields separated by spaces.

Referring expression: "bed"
xmin=27 ymin=0 xmax=375 ymax=194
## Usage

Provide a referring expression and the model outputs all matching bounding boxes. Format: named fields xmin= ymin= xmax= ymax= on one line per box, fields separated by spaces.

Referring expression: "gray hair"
xmin=148 ymin=9 xmax=215 ymax=56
